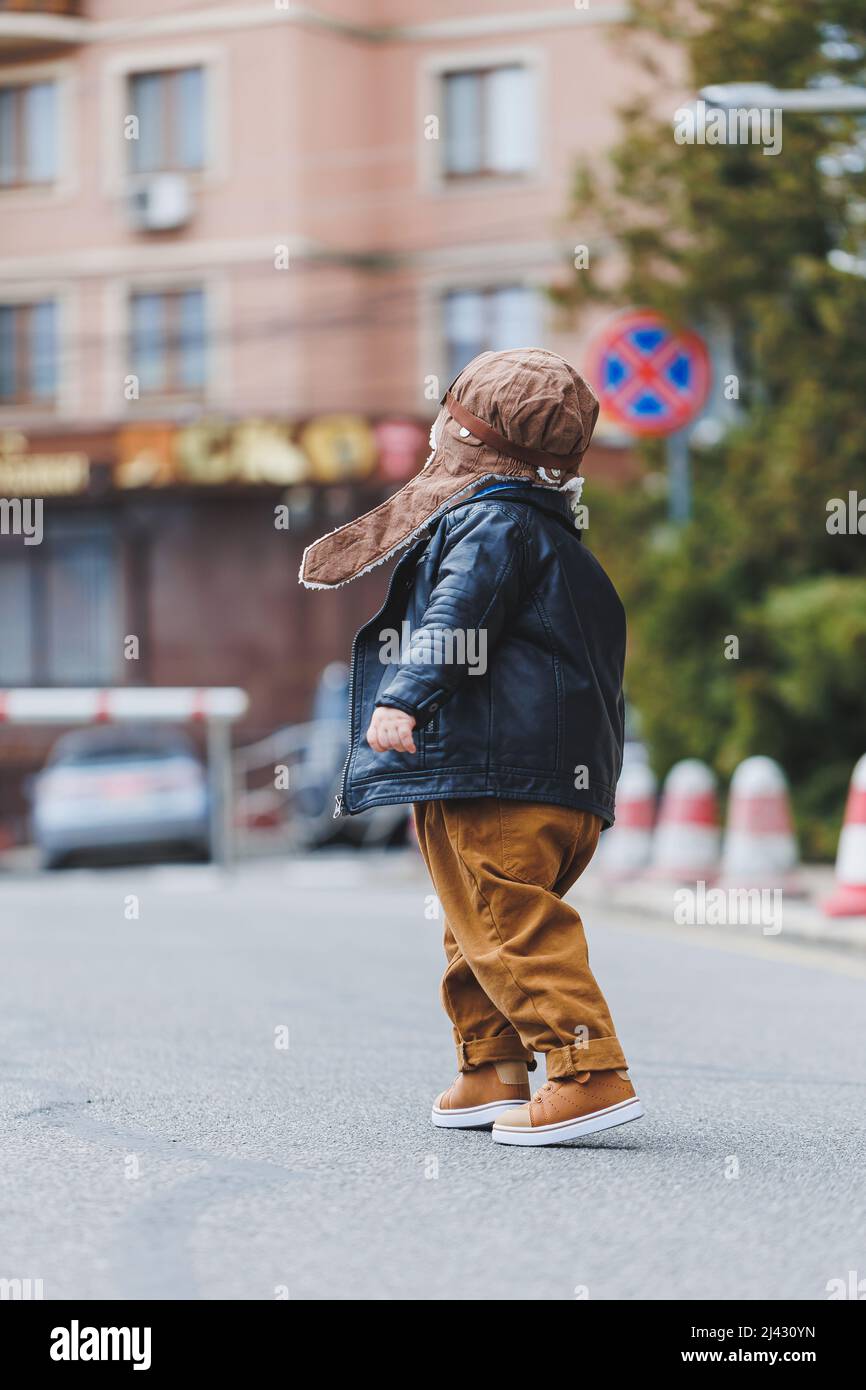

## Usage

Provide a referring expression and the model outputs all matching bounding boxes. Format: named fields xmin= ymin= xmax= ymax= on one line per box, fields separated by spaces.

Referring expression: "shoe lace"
xmin=531 ymin=1081 xmax=556 ymax=1104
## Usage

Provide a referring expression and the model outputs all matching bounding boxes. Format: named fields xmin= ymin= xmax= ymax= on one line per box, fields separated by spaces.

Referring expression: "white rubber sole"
xmin=431 ymin=1099 xmax=527 ymax=1129
xmin=492 ymin=1097 xmax=644 ymax=1146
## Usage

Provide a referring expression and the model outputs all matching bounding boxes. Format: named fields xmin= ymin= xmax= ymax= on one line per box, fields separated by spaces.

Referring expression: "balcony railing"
xmin=0 ymin=0 xmax=85 ymax=50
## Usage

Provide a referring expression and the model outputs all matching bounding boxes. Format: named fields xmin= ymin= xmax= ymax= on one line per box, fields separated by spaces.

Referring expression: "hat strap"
xmin=444 ymin=392 xmax=583 ymax=474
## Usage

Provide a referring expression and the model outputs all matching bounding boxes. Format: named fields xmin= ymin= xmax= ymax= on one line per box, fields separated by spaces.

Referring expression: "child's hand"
xmin=366 ymin=706 xmax=417 ymax=754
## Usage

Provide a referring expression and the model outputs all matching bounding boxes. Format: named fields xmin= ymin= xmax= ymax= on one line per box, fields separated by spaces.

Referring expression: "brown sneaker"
xmin=432 ymin=1061 xmax=531 ymax=1129
xmin=492 ymin=1069 xmax=643 ymax=1146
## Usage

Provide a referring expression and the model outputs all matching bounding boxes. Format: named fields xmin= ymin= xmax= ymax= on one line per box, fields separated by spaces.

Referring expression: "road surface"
xmin=1 ymin=854 xmax=864 ymax=1301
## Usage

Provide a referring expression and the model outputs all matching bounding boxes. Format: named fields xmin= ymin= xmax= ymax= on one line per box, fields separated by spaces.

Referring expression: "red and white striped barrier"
xmin=651 ymin=758 xmax=720 ymax=881
xmin=598 ymin=759 xmax=657 ymax=879
xmin=0 ymin=688 xmax=248 ymax=724
xmin=824 ymin=753 xmax=866 ymax=917
xmin=720 ymin=756 xmax=800 ymax=891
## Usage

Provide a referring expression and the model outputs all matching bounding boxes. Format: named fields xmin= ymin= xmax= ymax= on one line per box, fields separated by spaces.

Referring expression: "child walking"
xmin=300 ymin=348 xmax=642 ymax=1145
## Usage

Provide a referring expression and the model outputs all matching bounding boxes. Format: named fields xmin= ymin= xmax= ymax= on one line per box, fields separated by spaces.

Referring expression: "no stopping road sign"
xmin=587 ymin=309 xmax=711 ymax=437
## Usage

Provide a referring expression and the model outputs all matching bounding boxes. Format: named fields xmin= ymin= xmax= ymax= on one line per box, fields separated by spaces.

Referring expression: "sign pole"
xmin=587 ymin=310 xmax=710 ymax=519
xmin=207 ymin=717 xmax=234 ymax=869
xmin=667 ymin=429 xmax=691 ymax=523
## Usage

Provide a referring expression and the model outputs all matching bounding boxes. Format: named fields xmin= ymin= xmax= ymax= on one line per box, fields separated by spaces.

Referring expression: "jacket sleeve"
xmin=375 ymin=503 xmax=528 ymax=726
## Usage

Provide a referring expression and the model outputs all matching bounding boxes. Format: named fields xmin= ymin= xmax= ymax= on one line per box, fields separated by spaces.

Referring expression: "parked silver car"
xmin=32 ymin=725 xmax=210 ymax=868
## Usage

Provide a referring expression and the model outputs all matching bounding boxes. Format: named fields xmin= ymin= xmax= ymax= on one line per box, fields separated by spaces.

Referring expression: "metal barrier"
xmin=0 ymin=687 xmax=249 ymax=866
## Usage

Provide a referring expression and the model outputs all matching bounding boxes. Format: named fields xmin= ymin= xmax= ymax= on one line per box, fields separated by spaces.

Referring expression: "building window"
xmin=129 ymin=287 xmax=206 ymax=396
xmin=0 ymin=80 xmax=57 ymax=187
xmin=0 ymin=528 xmax=120 ymax=685
xmin=0 ymin=300 xmax=57 ymax=406
xmin=441 ymin=65 xmax=535 ymax=178
xmin=128 ymin=66 xmax=205 ymax=174
xmin=442 ymin=286 xmax=540 ymax=382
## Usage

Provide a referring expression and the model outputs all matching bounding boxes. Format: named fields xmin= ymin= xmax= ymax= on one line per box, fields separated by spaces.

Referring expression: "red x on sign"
xmin=587 ymin=309 xmax=711 ymax=437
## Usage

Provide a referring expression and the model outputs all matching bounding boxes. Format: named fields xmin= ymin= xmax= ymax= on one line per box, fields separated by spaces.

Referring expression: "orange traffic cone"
xmin=824 ymin=754 xmax=866 ymax=917
xmin=651 ymin=758 xmax=720 ymax=881
xmin=721 ymin=756 xmax=801 ymax=891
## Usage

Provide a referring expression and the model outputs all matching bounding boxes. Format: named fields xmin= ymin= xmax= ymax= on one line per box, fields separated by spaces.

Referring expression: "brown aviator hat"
xmin=298 ymin=348 xmax=600 ymax=590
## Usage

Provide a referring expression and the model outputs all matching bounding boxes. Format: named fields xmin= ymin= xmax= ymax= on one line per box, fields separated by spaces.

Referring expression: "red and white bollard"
xmin=651 ymin=758 xmax=720 ymax=881
xmin=598 ymin=759 xmax=657 ymax=879
xmin=720 ymin=756 xmax=800 ymax=891
xmin=824 ymin=753 xmax=866 ymax=917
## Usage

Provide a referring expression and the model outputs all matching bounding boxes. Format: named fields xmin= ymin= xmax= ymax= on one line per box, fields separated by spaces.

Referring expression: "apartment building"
xmin=0 ymin=0 xmax=677 ymax=823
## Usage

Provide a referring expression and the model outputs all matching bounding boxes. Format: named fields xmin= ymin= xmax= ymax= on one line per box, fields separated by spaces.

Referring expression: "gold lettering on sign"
xmin=0 ymin=433 xmax=89 ymax=495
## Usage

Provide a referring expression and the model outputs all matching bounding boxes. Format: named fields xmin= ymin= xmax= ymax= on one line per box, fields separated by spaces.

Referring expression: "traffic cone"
xmin=824 ymin=754 xmax=866 ymax=917
xmin=598 ymin=759 xmax=657 ymax=879
xmin=720 ymin=756 xmax=801 ymax=891
xmin=651 ymin=758 xmax=720 ymax=881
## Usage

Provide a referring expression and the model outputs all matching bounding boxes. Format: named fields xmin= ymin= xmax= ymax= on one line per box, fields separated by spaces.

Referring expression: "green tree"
xmin=561 ymin=0 xmax=866 ymax=856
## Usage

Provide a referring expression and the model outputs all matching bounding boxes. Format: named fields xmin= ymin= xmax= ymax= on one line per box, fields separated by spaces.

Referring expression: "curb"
xmin=573 ymin=863 xmax=866 ymax=955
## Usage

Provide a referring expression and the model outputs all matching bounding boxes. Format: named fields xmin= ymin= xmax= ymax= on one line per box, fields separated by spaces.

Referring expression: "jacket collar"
xmin=446 ymin=483 xmax=582 ymax=537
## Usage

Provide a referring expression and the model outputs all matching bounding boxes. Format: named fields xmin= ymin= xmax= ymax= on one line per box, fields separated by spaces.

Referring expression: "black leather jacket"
xmin=336 ymin=485 xmax=625 ymax=826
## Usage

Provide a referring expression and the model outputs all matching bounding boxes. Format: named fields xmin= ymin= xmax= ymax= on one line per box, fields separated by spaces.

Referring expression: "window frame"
xmin=0 ymin=299 xmax=58 ymax=407
xmin=440 ymin=64 xmax=533 ymax=182
xmin=417 ymin=267 xmax=549 ymax=409
xmin=0 ymin=281 xmax=75 ymax=422
xmin=103 ymin=271 xmax=228 ymax=416
xmin=419 ymin=45 xmax=545 ymax=194
xmin=0 ymin=60 xmax=75 ymax=205
xmin=127 ymin=283 xmax=209 ymax=400
xmin=101 ymin=44 xmax=228 ymax=196
xmin=440 ymin=282 xmax=543 ymax=384
xmin=127 ymin=65 xmax=207 ymax=176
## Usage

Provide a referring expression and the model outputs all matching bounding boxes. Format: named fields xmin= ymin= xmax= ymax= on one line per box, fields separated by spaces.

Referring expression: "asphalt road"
xmin=1 ymin=853 xmax=864 ymax=1301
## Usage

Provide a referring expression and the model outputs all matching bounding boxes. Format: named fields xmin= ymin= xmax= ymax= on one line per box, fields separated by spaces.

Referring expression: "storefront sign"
xmin=374 ymin=419 xmax=429 ymax=481
xmin=0 ymin=432 xmax=89 ymax=496
xmin=7 ymin=415 xmax=430 ymax=498
xmin=300 ymin=414 xmax=377 ymax=483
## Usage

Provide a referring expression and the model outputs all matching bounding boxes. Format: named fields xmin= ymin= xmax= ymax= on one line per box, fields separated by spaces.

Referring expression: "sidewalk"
xmin=576 ymin=858 xmax=866 ymax=954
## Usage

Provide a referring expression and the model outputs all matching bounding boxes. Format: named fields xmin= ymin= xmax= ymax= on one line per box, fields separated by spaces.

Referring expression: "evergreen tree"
xmin=561 ymin=0 xmax=866 ymax=856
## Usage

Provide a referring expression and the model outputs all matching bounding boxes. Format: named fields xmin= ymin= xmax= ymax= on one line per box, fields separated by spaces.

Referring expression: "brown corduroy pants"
xmin=413 ymin=798 xmax=627 ymax=1078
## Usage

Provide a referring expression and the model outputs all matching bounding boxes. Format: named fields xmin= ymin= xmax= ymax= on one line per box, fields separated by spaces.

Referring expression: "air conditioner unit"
xmin=128 ymin=173 xmax=193 ymax=232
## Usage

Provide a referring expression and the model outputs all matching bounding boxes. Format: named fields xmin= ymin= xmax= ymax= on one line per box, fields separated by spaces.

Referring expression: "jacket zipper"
xmin=333 ymin=548 xmax=420 ymax=818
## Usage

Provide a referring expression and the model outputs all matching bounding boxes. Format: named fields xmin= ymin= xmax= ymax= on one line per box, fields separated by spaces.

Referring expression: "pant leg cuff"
xmin=545 ymin=1037 xmax=627 ymax=1078
xmin=457 ymin=1035 xmax=537 ymax=1072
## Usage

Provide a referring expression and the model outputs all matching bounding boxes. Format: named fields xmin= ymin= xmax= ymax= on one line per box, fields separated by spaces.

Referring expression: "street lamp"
xmin=699 ymin=83 xmax=866 ymax=279
xmin=699 ymin=82 xmax=866 ymax=113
